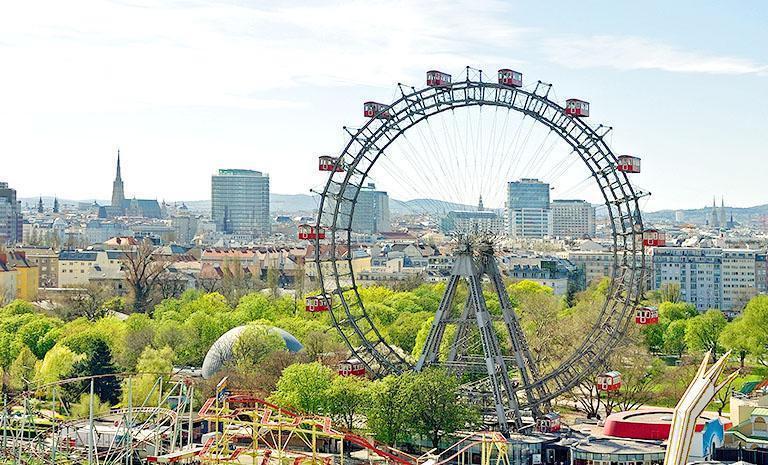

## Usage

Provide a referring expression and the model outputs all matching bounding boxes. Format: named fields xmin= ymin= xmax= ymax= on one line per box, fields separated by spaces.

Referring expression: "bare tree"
xmin=567 ymin=378 xmax=602 ymax=419
xmin=157 ymin=270 xmax=189 ymax=300
xmin=57 ymin=283 xmax=111 ymax=321
xmin=266 ymin=264 xmax=279 ymax=298
xmin=713 ymin=369 xmax=739 ymax=416
xmin=219 ymin=258 xmax=263 ymax=305
xmin=121 ymin=239 xmax=170 ymax=314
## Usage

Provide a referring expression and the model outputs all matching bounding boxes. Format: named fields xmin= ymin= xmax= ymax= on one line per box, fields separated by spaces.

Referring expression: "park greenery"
xmin=0 ymin=277 xmax=767 ymax=442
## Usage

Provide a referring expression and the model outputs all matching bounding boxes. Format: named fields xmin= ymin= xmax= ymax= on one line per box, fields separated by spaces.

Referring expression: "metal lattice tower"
xmin=415 ymin=236 xmax=548 ymax=432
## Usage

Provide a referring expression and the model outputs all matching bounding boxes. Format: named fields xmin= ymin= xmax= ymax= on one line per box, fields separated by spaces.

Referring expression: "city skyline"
xmin=2 ymin=1 xmax=767 ymax=210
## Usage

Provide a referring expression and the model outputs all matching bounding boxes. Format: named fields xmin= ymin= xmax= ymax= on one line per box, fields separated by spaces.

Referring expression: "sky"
xmin=1 ymin=0 xmax=766 ymax=211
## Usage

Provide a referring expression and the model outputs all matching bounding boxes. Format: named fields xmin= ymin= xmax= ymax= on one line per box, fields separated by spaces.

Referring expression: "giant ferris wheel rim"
xmin=313 ymin=71 xmax=646 ymax=410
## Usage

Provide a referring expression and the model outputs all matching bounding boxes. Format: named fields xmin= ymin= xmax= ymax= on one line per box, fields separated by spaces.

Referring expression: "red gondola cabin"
xmin=643 ymin=229 xmax=666 ymax=247
xmin=318 ymin=155 xmax=344 ymax=172
xmin=617 ymin=155 xmax=641 ymax=173
xmin=338 ymin=358 xmax=366 ymax=377
xmin=305 ymin=295 xmax=331 ymax=313
xmin=298 ymin=224 xmax=326 ymax=240
xmin=596 ymin=371 xmax=622 ymax=392
xmin=535 ymin=412 xmax=562 ymax=433
xmin=565 ymin=99 xmax=590 ymax=117
xmin=498 ymin=69 xmax=523 ymax=88
xmin=426 ymin=70 xmax=452 ymax=87
xmin=363 ymin=101 xmax=391 ymax=119
xmin=635 ymin=306 xmax=659 ymax=325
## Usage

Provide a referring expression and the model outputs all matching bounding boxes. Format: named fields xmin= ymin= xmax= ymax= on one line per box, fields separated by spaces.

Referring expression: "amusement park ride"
xmin=2 ymin=66 xmax=735 ymax=465
xmin=302 ymin=65 xmax=666 ymax=433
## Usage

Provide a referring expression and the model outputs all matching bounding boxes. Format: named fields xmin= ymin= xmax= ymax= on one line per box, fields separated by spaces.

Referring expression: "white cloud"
xmin=543 ymin=35 xmax=768 ymax=75
xmin=0 ymin=0 xmax=529 ymax=114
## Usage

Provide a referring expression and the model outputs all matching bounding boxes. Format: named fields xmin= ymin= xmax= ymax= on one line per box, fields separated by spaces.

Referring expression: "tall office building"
xmin=0 ymin=182 xmax=23 ymax=245
xmin=506 ymin=178 xmax=552 ymax=238
xmin=351 ymin=183 xmax=391 ymax=234
xmin=211 ymin=169 xmax=271 ymax=237
xmin=551 ymin=199 xmax=596 ymax=238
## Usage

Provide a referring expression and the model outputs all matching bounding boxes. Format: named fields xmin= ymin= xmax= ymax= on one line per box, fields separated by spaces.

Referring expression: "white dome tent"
xmin=201 ymin=325 xmax=303 ymax=379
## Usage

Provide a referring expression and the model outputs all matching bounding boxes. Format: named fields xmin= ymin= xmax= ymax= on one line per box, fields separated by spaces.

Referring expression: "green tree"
xmin=118 ymin=313 xmax=156 ymax=370
xmin=235 ymin=293 xmax=278 ymax=321
xmin=8 ymin=346 xmax=37 ymax=391
xmin=720 ymin=318 xmax=752 ymax=368
xmin=64 ymin=338 xmax=122 ymax=405
xmin=658 ymin=301 xmax=697 ymax=322
xmin=70 ymin=393 xmax=111 ymax=418
xmin=663 ymin=320 xmax=688 ymax=356
xmin=231 ymin=325 xmax=285 ymax=372
xmin=0 ymin=330 xmax=21 ymax=390
xmin=366 ymin=374 xmax=413 ymax=446
xmin=408 ymin=369 xmax=478 ymax=449
xmin=301 ymin=330 xmax=343 ymax=360
xmin=17 ymin=318 xmax=60 ymax=359
xmin=326 ymin=375 xmax=371 ymax=430
xmin=685 ymin=310 xmax=727 ymax=355
xmin=386 ymin=312 xmax=431 ymax=354
xmin=122 ymin=346 xmax=175 ymax=407
xmin=710 ymin=296 xmax=768 ymax=366
xmin=269 ymin=362 xmax=333 ymax=414
xmin=36 ymin=344 xmax=85 ymax=385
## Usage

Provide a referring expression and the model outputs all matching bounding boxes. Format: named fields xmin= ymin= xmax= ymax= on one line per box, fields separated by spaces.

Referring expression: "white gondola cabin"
xmin=596 ymin=371 xmax=622 ymax=392
xmin=318 ymin=155 xmax=344 ymax=172
xmin=635 ymin=306 xmax=659 ymax=325
xmin=338 ymin=358 xmax=366 ymax=377
xmin=498 ymin=69 xmax=523 ymax=88
xmin=535 ymin=412 xmax=562 ymax=433
xmin=298 ymin=224 xmax=326 ymax=240
xmin=363 ymin=101 xmax=391 ymax=119
xmin=617 ymin=155 xmax=641 ymax=173
xmin=565 ymin=99 xmax=590 ymax=117
xmin=643 ymin=229 xmax=666 ymax=247
xmin=426 ymin=70 xmax=452 ymax=87
xmin=305 ymin=295 xmax=331 ymax=313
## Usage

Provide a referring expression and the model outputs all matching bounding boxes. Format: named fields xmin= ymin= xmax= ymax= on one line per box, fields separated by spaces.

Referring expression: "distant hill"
xmin=20 ymin=194 xmax=768 ymax=223
xmin=643 ymin=203 xmax=768 ymax=223
xmin=390 ymin=198 xmax=477 ymax=215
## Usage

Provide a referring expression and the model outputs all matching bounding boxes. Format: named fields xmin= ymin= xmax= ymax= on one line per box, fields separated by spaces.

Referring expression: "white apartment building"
xmin=551 ymin=200 xmax=596 ymax=238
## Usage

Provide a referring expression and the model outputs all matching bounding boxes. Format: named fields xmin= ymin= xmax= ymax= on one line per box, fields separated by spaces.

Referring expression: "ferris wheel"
xmin=304 ymin=66 xmax=655 ymax=433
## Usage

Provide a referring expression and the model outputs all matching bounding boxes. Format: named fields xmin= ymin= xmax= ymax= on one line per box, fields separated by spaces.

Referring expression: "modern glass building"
xmin=506 ymin=178 xmax=552 ymax=238
xmin=351 ymin=183 xmax=391 ymax=234
xmin=211 ymin=169 xmax=270 ymax=237
xmin=0 ymin=182 xmax=23 ymax=245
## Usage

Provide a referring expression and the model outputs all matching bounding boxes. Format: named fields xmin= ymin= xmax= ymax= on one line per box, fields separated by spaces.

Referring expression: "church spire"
xmin=115 ymin=149 xmax=122 ymax=181
xmin=478 ymin=195 xmax=484 ymax=211
xmin=111 ymin=149 xmax=125 ymax=208
xmin=710 ymin=196 xmax=720 ymax=228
